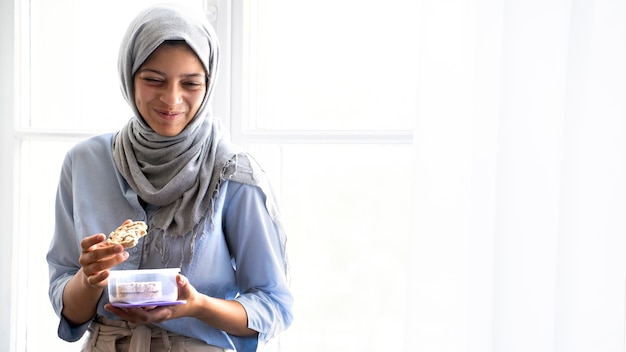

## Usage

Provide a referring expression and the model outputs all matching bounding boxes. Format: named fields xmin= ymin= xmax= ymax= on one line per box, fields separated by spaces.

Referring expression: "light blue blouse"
xmin=46 ymin=133 xmax=293 ymax=351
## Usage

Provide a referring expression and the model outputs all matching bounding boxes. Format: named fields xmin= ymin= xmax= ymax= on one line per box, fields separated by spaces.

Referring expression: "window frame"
xmin=229 ymin=1 xmax=413 ymax=148
xmin=2 ymin=0 xmax=414 ymax=350
xmin=1 ymin=0 xmax=19 ymax=351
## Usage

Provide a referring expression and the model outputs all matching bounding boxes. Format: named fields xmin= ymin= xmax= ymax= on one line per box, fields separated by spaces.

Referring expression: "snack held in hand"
xmin=106 ymin=220 xmax=148 ymax=248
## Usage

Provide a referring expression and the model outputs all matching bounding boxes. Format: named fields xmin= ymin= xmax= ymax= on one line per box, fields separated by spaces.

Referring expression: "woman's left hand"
xmin=104 ymin=274 xmax=200 ymax=324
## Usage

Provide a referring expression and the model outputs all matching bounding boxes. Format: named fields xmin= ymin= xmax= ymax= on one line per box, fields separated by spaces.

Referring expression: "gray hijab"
xmin=112 ymin=4 xmax=286 ymax=268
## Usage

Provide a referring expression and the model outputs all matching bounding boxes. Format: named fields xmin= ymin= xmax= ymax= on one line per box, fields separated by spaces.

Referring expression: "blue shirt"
xmin=47 ymin=133 xmax=293 ymax=351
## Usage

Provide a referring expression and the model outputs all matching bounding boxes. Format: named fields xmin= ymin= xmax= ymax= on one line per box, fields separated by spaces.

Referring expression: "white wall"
xmin=0 ymin=0 xmax=16 ymax=351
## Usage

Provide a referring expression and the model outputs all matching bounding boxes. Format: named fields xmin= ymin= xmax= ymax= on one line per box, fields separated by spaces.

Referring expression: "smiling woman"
xmin=133 ymin=42 xmax=208 ymax=137
xmin=9 ymin=0 xmax=415 ymax=351
xmin=46 ymin=3 xmax=293 ymax=351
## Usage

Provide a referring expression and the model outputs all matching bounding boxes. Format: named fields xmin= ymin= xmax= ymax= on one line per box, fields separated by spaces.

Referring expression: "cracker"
xmin=105 ymin=220 xmax=148 ymax=249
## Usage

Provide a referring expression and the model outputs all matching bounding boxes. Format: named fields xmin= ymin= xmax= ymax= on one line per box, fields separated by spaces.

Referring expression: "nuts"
xmin=105 ymin=220 xmax=148 ymax=248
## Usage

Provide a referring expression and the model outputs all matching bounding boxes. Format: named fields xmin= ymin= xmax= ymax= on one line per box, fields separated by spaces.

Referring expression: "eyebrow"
xmin=137 ymin=68 xmax=206 ymax=79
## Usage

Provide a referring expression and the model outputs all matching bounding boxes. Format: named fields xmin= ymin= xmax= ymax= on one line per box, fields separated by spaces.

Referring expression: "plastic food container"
xmin=108 ymin=268 xmax=181 ymax=306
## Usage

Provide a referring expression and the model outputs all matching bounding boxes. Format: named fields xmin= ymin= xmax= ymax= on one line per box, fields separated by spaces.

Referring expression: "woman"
xmin=46 ymin=4 xmax=293 ymax=351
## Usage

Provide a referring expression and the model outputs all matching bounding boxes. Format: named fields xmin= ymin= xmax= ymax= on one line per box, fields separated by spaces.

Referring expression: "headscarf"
xmin=111 ymin=4 xmax=287 ymax=269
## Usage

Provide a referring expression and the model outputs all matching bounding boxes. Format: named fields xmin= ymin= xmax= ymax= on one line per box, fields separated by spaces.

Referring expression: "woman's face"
xmin=133 ymin=43 xmax=207 ymax=137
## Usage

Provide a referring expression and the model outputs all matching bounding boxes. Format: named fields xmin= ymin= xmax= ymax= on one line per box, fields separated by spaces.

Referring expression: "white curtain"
xmin=409 ymin=0 xmax=626 ymax=351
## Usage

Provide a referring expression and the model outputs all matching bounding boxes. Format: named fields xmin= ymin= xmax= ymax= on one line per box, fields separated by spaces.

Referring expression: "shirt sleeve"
xmin=222 ymin=182 xmax=294 ymax=347
xmin=46 ymin=150 xmax=94 ymax=342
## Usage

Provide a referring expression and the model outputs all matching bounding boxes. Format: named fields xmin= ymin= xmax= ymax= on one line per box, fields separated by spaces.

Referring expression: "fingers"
xmin=81 ymin=233 xmax=106 ymax=252
xmin=79 ymin=233 xmax=129 ymax=288
xmin=81 ymin=250 xmax=129 ymax=289
xmin=82 ymin=250 xmax=129 ymax=276
xmin=176 ymin=274 xmax=194 ymax=301
xmin=176 ymin=274 xmax=187 ymax=287
xmin=105 ymin=304 xmax=143 ymax=323
xmin=105 ymin=304 xmax=172 ymax=324
xmin=79 ymin=240 xmax=126 ymax=268
xmin=84 ymin=269 xmax=110 ymax=287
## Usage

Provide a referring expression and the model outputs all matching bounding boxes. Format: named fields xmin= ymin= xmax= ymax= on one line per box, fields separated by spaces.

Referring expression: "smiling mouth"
xmin=156 ymin=109 xmax=184 ymax=118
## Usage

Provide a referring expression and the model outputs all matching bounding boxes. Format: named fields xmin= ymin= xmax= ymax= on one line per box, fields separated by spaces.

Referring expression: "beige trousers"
xmin=83 ymin=317 xmax=228 ymax=352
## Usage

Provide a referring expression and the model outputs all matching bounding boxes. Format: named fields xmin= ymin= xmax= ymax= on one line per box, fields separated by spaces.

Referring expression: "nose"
xmin=160 ymin=84 xmax=183 ymax=105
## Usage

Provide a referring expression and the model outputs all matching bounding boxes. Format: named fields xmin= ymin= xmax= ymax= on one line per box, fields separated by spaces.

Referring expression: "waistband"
xmin=83 ymin=316 xmax=226 ymax=352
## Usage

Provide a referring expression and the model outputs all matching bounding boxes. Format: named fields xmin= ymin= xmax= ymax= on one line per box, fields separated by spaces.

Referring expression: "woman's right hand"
xmin=62 ymin=232 xmax=129 ymax=326
xmin=79 ymin=233 xmax=129 ymax=289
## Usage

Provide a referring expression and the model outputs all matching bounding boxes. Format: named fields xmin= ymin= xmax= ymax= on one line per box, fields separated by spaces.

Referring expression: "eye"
xmin=142 ymin=77 xmax=164 ymax=85
xmin=182 ymin=81 xmax=205 ymax=89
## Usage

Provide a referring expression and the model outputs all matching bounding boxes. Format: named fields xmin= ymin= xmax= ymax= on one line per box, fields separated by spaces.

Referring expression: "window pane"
xmin=18 ymin=140 xmax=83 ymax=351
xmin=251 ymin=1 xmax=419 ymax=131
xmin=249 ymin=143 xmax=412 ymax=351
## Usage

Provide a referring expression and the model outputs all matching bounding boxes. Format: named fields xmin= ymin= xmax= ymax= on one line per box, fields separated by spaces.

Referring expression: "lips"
xmin=155 ymin=108 xmax=185 ymax=119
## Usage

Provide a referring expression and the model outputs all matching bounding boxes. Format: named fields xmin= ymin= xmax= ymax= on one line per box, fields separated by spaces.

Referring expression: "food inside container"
xmin=108 ymin=268 xmax=181 ymax=306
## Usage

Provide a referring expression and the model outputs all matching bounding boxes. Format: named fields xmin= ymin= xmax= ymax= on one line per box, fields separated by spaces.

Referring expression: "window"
xmin=233 ymin=2 xmax=415 ymax=350
xmin=7 ymin=0 xmax=415 ymax=351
